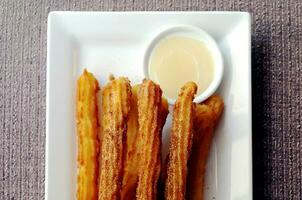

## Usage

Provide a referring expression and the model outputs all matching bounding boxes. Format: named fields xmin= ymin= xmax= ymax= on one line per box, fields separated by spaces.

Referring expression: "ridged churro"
xmin=186 ymin=95 xmax=224 ymax=200
xmin=165 ymin=82 xmax=197 ymax=200
xmin=76 ymin=70 xmax=100 ymax=200
xmin=136 ymin=80 xmax=168 ymax=200
xmin=122 ymin=84 xmax=168 ymax=200
xmin=98 ymin=77 xmax=131 ymax=200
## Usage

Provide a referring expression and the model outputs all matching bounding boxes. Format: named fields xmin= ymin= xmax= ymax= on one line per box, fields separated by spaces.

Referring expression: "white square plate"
xmin=46 ymin=11 xmax=252 ymax=200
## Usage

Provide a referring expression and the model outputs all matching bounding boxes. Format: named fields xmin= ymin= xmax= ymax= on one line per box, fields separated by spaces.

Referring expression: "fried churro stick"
xmin=165 ymin=82 xmax=197 ymax=200
xmin=98 ymin=77 xmax=131 ymax=200
xmin=187 ymin=95 xmax=224 ymax=200
xmin=136 ymin=80 xmax=168 ymax=200
xmin=76 ymin=70 xmax=100 ymax=200
xmin=122 ymin=84 xmax=168 ymax=200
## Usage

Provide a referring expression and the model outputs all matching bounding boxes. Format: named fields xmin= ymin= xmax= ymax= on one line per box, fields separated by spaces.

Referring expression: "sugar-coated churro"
xmin=76 ymin=69 xmax=100 ymax=200
xmin=165 ymin=82 xmax=197 ymax=200
xmin=187 ymin=95 xmax=224 ymax=200
xmin=98 ymin=77 xmax=131 ymax=200
xmin=136 ymin=80 xmax=168 ymax=200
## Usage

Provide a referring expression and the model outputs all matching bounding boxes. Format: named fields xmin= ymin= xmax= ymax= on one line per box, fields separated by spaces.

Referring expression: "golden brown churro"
xmin=121 ymin=84 xmax=168 ymax=200
xmin=165 ymin=82 xmax=197 ymax=200
xmin=76 ymin=70 xmax=100 ymax=200
xmin=98 ymin=77 xmax=131 ymax=200
xmin=136 ymin=80 xmax=168 ymax=200
xmin=187 ymin=95 xmax=224 ymax=200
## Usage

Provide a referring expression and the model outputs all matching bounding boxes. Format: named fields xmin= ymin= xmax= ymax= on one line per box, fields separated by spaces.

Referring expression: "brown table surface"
xmin=1 ymin=0 xmax=302 ymax=199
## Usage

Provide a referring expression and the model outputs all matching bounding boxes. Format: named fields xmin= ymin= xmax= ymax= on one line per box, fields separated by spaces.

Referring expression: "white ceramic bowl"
xmin=144 ymin=25 xmax=223 ymax=104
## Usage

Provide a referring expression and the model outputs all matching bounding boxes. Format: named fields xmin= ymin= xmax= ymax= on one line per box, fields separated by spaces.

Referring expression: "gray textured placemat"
xmin=0 ymin=0 xmax=301 ymax=199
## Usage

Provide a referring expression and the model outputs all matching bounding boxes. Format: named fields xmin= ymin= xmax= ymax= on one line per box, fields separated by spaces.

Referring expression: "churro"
xmin=98 ymin=77 xmax=131 ymax=200
xmin=76 ymin=70 xmax=100 ymax=200
xmin=136 ymin=80 xmax=168 ymax=200
xmin=187 ymin=95 xmax=224 ymax=200
xmin=165 ymin=82 xmax=197 ymax=200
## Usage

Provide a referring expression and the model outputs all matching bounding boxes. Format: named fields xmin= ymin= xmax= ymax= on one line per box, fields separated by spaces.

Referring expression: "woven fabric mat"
xmin=1 ymin=0 xmax=302 ymax=199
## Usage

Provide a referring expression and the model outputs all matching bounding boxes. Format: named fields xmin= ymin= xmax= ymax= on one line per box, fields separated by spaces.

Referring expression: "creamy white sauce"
xmin=149 ymin=36 xmax=214 ymax=100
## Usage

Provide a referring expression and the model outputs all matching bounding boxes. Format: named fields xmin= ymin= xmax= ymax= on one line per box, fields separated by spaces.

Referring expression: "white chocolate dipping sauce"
xmin=148 ymin=36 xmax=214 ymax=100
